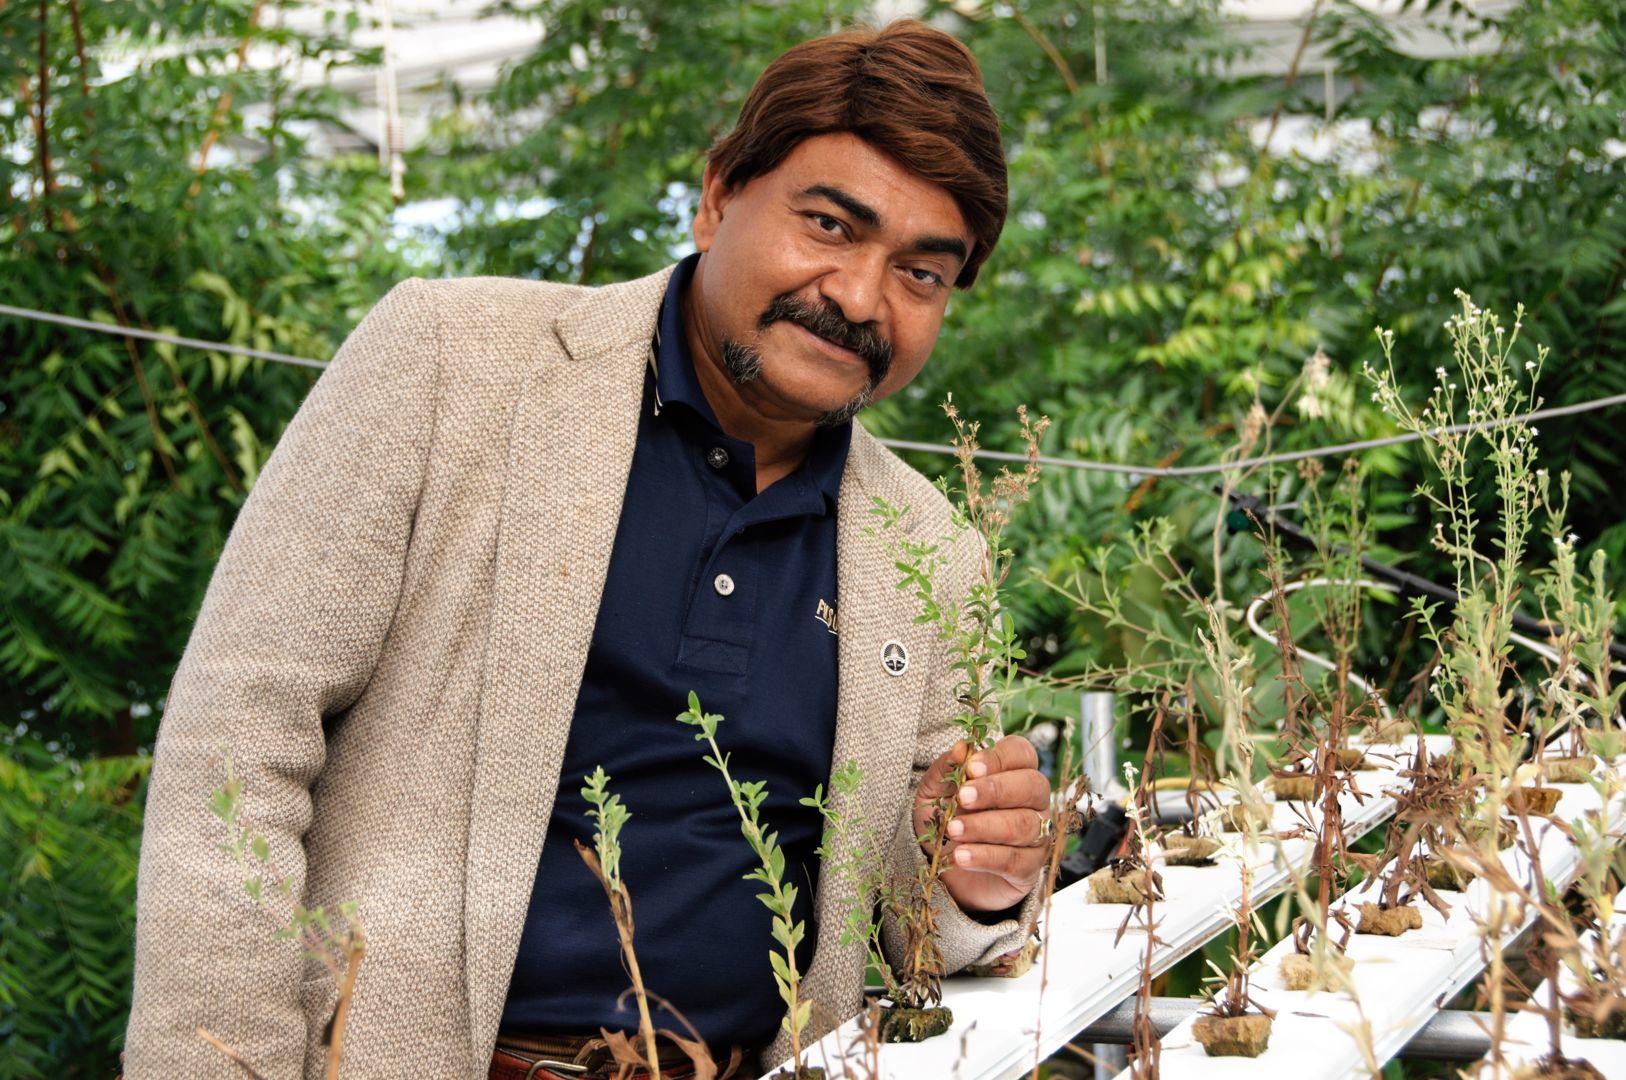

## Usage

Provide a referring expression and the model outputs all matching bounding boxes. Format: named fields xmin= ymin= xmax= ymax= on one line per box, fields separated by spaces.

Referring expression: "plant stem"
xmin=616 ymin=908 xmax=662 ymax=1080
xmin=197 ymin=1027 xmax=270 ymax=1080
xmin=325 ymin=931 xmax=366 ymax=1080
xmin=696 ymin=727 xmax=806 ymax=1070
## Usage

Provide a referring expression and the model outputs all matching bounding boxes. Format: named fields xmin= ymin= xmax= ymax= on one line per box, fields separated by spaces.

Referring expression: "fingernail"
xmin=947 ymin=820 xmax=964 ymax=837
xmin=968 ymin=760 xmax=987 ymax=778
xmin=955 ymin=848 xmax=972 ymax=866
xmin=960 ymin=787 xmax=977 ymax=807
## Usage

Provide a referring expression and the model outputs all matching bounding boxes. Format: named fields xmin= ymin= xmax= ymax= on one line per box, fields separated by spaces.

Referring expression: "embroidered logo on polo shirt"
xmin=815 ymin=598 xmax=839 ymax=635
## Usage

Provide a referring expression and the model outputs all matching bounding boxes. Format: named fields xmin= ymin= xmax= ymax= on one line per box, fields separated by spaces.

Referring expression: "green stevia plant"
xmin=799 ymin=760 xmax=896 ymax=1001
xmin=1364 ymin=293 xmax=1547 ymax=784
xmin=1034 ymin=371 xmax=1397 ymax=1063
xmin=572 ymin=766 xmax=667 ymax=1080
xmin=206 ymin=754 xmax=363 ymax=1080
xmin=1364 ymin=293 xmax=1626 ymax=1075
xmin=862 ymin=397 xmax=1050 ymax=1041
xmin=676 ymin=692 xmax=823 ymax=1079
xmin=1531 ymin=476 xmax=1626 ymax=777
xmin=1363 ymin=295 xmax=1544 ymax=1059
xmin=1191 ymin=860 xmax=1274 ymax=1059
xmin=1035 ymin=396 xmax=1280 ymax=784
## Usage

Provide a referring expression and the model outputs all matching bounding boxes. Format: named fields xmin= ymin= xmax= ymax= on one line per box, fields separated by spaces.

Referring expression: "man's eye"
xmin=908 ymin=267 xmax=945 ymax=288
xmin=810 ymin=213 xmax=843 ymax=235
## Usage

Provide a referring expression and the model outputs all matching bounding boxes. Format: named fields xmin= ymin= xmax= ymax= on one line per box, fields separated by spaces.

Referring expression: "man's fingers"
xmin=957 ymin=767 xmax=1049 ymax=812
xmin=945 ymin=807 xmax=1048 ymax=847
xmin=948 ymin=841 xmax=1049 ymax=886
xmin=965 ymin=734 xmax=1039 ymax=780
xmin=914 ymin=740 xmax=971 ymax=803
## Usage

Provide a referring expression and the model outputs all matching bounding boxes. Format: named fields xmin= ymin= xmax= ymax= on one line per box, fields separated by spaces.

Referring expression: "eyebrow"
xmin=797 ymin=183 xmax=969 ymax=268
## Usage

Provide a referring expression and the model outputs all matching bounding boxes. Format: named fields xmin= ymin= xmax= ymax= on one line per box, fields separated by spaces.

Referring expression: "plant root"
xmin=1359 ymin=717 xmax=1413 ymax=744
xmin=1267 ymin=774 xmax=1317 ymax=801
xmin=1508 ymin=1056 xmax=1606 ymax=1080
xmin=1540 ymin=757 xmax=1594 ymax=785
xmin=1356 ymin=902 xmax=1422 ymax=937
xmin=1334 ymin=747 xmax=1375 ymax=770
xmin=1216 ymin=802 xmax=1272 ymax=833
xmin=965 ymin=938 xmax=1038 ymax=979
xmin=1162 ymin=836 xmax=1222 ymax=866
xmin=1420 ymin=854 xmax=1474 ymax=892
xmin=1566 ymin=1002 xmax=1626 ymax=1040
xmin=1507 ymin=786 xmax=1562 ymax=815
xmin=1279 ymin=953 xmax=1319 ymax=991
xmin=878 ymin=1005 xmax=953 ymax=1043
xmin=1191 ymin=1012 xmax=1272 ymax=1057
xmin=1087 ymin=866 xmax=1158 ymax=905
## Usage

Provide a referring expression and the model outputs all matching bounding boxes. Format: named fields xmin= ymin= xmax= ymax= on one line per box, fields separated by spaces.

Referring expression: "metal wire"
xmin=0 ymin=303 xmax=329 ymax=370
xmin=881 ymin=387 xmax=1626 ymax=475
xmin=4 ymin=298 xmax=1624 ymax=474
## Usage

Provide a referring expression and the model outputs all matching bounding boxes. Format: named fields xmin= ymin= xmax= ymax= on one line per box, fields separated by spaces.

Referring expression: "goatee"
xmin=718 ymin=293 xmax=892 ymax=427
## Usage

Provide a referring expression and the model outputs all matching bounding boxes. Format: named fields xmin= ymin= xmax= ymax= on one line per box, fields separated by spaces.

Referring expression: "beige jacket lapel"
xmin=463 ymin=265 xmax=672 ymax=1068
xmin=462 ymin=262 xmax=934 ymax=1069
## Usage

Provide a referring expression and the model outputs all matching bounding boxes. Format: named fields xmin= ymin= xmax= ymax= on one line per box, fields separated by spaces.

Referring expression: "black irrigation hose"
xmin=1224 ymin=488 xmax=1626 ymax=666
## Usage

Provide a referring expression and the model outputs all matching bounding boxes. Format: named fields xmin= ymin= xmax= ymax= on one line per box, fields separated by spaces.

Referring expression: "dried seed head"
xmin=1239 ymin=402 xmax=1267 ymax=454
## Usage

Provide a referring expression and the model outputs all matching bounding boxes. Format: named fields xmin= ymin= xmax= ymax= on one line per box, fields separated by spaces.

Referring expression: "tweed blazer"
xmin=122 ymin=262 xmax=1039 ymax=1079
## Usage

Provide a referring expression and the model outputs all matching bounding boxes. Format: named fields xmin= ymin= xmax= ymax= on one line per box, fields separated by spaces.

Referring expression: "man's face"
xmin=687 ymin=132 xmax=973 ymax=427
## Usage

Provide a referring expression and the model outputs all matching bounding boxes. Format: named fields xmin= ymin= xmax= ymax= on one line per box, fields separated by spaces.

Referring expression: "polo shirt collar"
xmin=650 ymin=252 xmax=853 ymax=511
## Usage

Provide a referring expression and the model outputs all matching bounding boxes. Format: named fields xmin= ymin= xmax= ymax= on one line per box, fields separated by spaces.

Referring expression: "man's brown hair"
xmin=706 ymin=18 xmax=1007 ymax=290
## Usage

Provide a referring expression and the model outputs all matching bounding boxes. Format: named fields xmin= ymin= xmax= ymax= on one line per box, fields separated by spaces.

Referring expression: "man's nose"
xmin=816 ymin=251 xmax=888 ymax=329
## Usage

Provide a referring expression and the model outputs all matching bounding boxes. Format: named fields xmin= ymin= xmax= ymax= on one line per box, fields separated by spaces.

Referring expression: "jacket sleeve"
xmin=879 ymin=531 xmax=1042 ymax=980
xmin=121 ymin=278 xmax=441 ymax=1078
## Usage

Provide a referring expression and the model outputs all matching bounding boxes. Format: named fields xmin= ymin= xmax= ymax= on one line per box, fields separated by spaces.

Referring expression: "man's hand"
xmin=912 ymin=735 xmax=1050 ymax=914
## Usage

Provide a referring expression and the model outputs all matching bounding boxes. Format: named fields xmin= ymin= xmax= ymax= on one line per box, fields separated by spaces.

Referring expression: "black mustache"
xmin=761 ymin=295 xmax=892 ymax=375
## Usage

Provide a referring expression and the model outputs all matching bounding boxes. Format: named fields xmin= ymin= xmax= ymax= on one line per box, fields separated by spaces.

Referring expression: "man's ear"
xmin=691 ymin=160 xmax=738 ymax=251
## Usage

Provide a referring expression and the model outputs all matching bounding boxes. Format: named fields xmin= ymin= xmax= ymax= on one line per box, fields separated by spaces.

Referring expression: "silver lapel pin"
xmin=881 ymin=639 xmax=909 ymax=677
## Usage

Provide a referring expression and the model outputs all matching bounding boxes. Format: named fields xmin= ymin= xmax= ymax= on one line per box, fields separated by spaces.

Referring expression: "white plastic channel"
xmin=763 ymin=735 xmax=1452 ymax=1080
xmin=1121 ymin=755 xmax=1626 ymax=1079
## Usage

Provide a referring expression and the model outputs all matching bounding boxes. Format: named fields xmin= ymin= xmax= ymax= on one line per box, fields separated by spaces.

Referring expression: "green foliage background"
xmin=1 ymin=0 xmax=1622 ymax=1073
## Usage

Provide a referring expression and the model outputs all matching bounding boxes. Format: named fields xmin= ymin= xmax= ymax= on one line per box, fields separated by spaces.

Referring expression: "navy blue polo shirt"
xmin=500 ymin=252 xmax=853 ymax=1050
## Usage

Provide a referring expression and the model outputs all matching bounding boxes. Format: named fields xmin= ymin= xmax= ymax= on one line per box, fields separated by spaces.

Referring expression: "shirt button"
xmin=706 ymin=446 xmax=730 ymax=469
xmin=713 ymin=573 xmax=735 ymax=596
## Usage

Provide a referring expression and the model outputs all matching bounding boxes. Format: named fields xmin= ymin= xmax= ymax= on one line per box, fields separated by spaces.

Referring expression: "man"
xmin=123 ymin=18 xmax=1050 ymax=1080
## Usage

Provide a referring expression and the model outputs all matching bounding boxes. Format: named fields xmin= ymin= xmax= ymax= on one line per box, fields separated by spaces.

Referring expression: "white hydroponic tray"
xmin=1122 ymin=755 xmax=1626 ymax=1079
xmin=764 ymin=735 xmax=1452 ymax=1079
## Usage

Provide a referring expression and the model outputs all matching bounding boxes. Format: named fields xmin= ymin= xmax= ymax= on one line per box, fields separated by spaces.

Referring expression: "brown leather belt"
xmin=489 ymin=1030 xmax=747 ymax=1080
